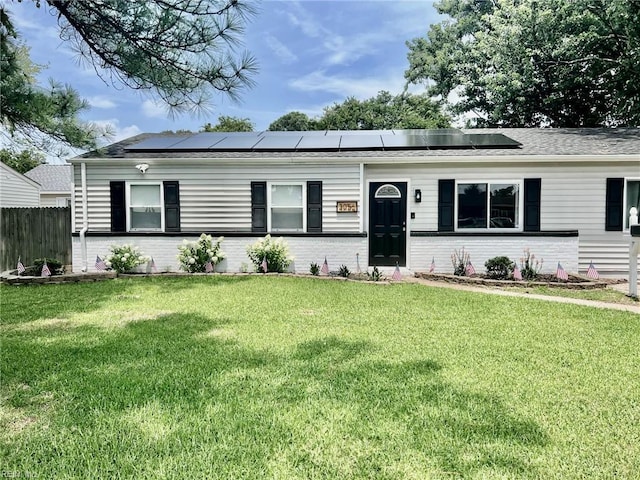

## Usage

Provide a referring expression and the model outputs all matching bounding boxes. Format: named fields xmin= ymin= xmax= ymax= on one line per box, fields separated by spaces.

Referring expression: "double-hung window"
xmin=128 ymin=183 xmax=163 ymax=231
xmin=457 ymin=181 xmax=522 ymax=230
xmin=268 ymin=183 xmax=305 ymax=232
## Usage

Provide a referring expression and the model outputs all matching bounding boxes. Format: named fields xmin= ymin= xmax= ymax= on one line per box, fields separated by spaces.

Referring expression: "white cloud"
xmin=142 ymin=100 xmax=168 ymax=119
xmin=289 ymin=70 xmax=410 ymax=99
xmin=265 ymin=35 xmax=298 ymax=64
xmin=91 ymin=119 xmax=142 ymax=143
xmin=87 ymin=96 xmax=117 ymax=109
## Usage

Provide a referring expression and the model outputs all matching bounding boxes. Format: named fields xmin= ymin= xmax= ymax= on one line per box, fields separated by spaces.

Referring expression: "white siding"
xmin=0 ymin=163 xmax=40 ymax=207
xmin=367 ymin=161 xmax=638 ymax=276
xmin=74 ymin=163 xmax=361 ymax=233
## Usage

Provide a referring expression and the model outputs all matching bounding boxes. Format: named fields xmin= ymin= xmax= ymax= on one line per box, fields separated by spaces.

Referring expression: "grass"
xmin=1 ymin=276 xmax=638 ymax=479
xmin=497 ymin=284 xmax=639 ymax=305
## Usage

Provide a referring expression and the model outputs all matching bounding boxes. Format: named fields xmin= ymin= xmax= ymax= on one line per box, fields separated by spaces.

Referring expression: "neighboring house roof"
xmin=74 ymin=128 xmax=640 ymax=161
xmin=24 ymin=164 xmax=72 ymax=193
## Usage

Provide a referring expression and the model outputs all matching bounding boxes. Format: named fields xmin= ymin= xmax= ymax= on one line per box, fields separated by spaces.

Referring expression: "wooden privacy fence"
xmin=0 ymin=207 xmax=71 ymax=272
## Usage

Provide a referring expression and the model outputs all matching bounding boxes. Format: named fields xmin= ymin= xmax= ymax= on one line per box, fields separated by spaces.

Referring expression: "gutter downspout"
xmin=79 ymin=162 xmax=88 ymax=272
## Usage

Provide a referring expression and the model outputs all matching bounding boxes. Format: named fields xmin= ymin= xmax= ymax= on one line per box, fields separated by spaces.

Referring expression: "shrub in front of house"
xmin=451 ymin=247 xmax=471 ymax=276
xmin=520 ymin=248 xmax=543 ymax=280
xmin=105 ymin=244 xmax=149 ymax=273
xmin=484 ymin=256 xmax=514 ymax=280
xmin=310 ymin=262 xmax=320 ymax=276
xmin=246 ymin=235 xmax=293 ymax=273
xmin=177 ymin=234 xmax=225 ymax=273
xmin=32 ymin=258 xmax=64 ymax=276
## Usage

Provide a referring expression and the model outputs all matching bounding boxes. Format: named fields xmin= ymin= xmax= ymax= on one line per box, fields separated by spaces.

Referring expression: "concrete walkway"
xmin=403 ymin=276 xmax=640 ymax=314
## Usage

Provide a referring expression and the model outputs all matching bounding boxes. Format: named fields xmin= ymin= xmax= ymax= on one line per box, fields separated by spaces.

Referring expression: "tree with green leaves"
xmin=202 ymin=115 xmax=254 ymax=132
xmin=1 ymin=8 xmax=103 ymax=153
xmin=0 ymin=148 xmax=44 ymax=174
xmin=316 ymin=91 xmax=450 ymax=130
xmin=268 ymin=111 xmax=318 ymax=131
xmin=405 ymin=0 xmax=640 ymax=127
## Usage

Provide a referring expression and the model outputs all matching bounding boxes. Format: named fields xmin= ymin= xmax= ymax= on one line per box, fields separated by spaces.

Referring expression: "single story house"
xmin=69 ymin=128 xmax=640 ymax=277
xmin=24 ymin=164 xmax=73 ymax=207
xmin=0 ymin=161 xmax=41 ymax=207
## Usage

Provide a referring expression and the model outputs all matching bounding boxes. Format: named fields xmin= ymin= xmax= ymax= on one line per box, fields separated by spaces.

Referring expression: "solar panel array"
xmin=124 ymin=129 xmax=521 ymax=152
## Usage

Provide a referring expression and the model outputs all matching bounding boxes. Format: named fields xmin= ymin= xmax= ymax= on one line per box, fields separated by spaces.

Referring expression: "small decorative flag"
xmin=556 ymin=262 xmax=568 ymax=281
xmin=586 ymin=261 xmax=599 ymax=280
xmin=513 ymin=264 xmax=523 ymax=281
xmin=95 ymin=255 xmax=107 ymax=271
xmin=429 ymin=257 xmax=435 ymax=273
xmin=465 ymin=261 xmax=476 ymax=276
xmin=321 ymin=257 xmax=329 ymax=275
xmin=150 ymin=257 xmax=158 ymax=273
xmin=17 ymin=257 xmax=26 ymax=274
xmin=391 ymin=263 xmax=402 ymax=281
xmin=41 ymin=262 xmax=51 ymax=277
xmin=261 ymin=257 xmax=268 ymax=273
xmin=205 ymin=260 xmax=213 ymax=273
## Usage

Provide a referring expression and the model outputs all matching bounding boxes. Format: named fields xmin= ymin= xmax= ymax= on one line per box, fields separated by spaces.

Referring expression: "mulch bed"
xmin=414 ymin=272 xmax=618 ymax=290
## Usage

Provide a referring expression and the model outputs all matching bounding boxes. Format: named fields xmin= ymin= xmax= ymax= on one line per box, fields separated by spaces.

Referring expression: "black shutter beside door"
xmin=163 ymin=181 xmax=180 ymax=232
xmin=110 ymin=181 xmax=126 ymax=232
xmin=251 ymin=182 xmax=267 ymax=232
xmin=307 ymin=181 xmax=322 ymax=232
xmin=438 ymin=179 xmax=455 ymax=232
xmin=605 ymin=178 xmax=624 ymax=231
xmin=523 ymin=178 xmax=541 ymax=232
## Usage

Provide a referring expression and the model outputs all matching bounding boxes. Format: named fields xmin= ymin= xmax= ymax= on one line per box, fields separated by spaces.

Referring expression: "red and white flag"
xmin=95 ymin=255 xmax=107 ymax=271
xmin=17 ymin=257 xmax=26 ymax=274
xmin=391 ymin=263 xmax=402 ymax=281
xmin=205 ymin=260 xmax=213 ymax=273
xmin=150 ymin=257 xmax=158 ymax=273
xmin=556 ymin=262 xmax=568 ymax=281
xmin=429 ymin=257 xmax=435 ymax=273
xmin=321 ymin=257 xmax=329 ymax=275
xmin=465 ymin=261 xmax=476 ymax=276
xmin=41 ymin=262 xmax=51 ymax=277
xmin=513 ymin=264 xmax=522 ymax=281
xmin=586 ymin=261 xmax=599 ymax=280
xmin=261 ymin=257 xmax=268 ymax=273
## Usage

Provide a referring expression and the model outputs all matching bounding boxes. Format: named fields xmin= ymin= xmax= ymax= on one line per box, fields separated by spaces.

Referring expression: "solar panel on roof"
xmin=252 ymin=135 xmax=302 ymax=151
xmin=339 ymin=135 xmax=383 ymax=150
xmin=296 ymin=135 xmax=341 ymax=150
xmin=169 ymin=133 xmax=228 ymax=150
xmin=468 ymin=134 xmax=521 ymax=148
xmin=381 ymin=134 xmax=429 ymax=149
xmin=426 ymin=134 xmax=472 ymax=149
xmin=261 ymin=130 xmax=327 ymax=136
xmin=125 ymin=136 xmax=190 ymax=150
xmin=210 ymin=135 xmax=263 ymax=150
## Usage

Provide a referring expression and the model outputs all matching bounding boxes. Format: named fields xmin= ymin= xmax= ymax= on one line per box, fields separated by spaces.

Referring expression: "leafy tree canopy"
xmin=405 ymin=0 xmax=640 ymax=127
xmin=268 ymin=111 xmax=317 ymax=131
xmin=0 ymin=148 xmax=45 ymax=174
xmin=202 ymin=115 xmax=254 ymax=132
xmin=1 ymin=7 xmax=105 ymax=153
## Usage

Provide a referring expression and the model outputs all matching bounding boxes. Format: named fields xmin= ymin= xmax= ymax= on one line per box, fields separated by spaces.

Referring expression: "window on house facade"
xmin=128 ymin=183 xmax=163 ymax=231
xmin=457 ymin=182 xmax=521 ymax=230
xmin=626 ymin=179 xmax=640 ymax=229
xmin=269 ymin=183 xmax=304 ymax=231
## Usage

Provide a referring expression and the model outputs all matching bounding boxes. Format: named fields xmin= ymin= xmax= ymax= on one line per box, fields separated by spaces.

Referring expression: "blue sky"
xmin=5 ymin=0 xmax=440 ymax=156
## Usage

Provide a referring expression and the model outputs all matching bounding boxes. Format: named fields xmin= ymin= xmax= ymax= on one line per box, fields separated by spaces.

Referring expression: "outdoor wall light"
xmin=414 ymin=189 xmax=422 ymax=203
xmin=135 ymin=163 xmax=149 ymax=174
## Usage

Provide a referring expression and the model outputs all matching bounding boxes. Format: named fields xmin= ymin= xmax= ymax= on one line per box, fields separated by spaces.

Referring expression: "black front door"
xmin=369 ymin=182 xmax=407 ymax=266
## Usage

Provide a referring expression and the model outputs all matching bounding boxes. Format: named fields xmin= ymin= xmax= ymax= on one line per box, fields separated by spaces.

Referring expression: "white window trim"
xmin=126 ymin=182 xmax=165 ymax=232
xmin=267 ymin=182 xmax=306 ymax=232
xmin=454 ymin=180 xmax=524 ymax=232
xmin=624 ymin=177 xmax=640 ymax=230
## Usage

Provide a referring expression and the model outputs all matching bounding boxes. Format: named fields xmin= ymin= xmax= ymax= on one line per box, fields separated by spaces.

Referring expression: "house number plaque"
xmin=336 ymin=201 xmax=358 ymax=213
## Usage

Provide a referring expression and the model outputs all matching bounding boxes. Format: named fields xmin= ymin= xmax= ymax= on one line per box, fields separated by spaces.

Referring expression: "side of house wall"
xmin=0 ymin=163 xmax=40 ymax=207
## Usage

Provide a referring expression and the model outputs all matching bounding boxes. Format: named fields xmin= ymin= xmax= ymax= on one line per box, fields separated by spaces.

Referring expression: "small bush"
xmin=367 ymin=266 xmax=382 ymax=282
xmin=451 ymin=247 xmax=471 ymax=276
xmin=246 ymin=235 xmax=293 ymax=273
xmin=520 ymin=248 xmax=543 ymax=280
xmin=177 ymin=234 xmax=225 ymax=273
xmin=105 ymin=244 xmax=149 ymax=273
xmin=33 ymin=258 xmax=64 ymax=276
xmin=484 ymin=256 xmax=514 ymax=280
xmin=338 ymin=264 xmax=350 ymax=278
xmin=310 ymin=262 xmax=320 ymax=276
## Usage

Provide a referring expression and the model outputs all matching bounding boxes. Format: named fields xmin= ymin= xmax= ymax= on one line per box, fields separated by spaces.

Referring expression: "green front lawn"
xmin=1 ymin=277 xmax=638 ymax=479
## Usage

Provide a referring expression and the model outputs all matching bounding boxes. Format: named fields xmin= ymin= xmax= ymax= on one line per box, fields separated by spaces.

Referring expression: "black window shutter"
xmin=110 ymin=181 xmax=126 ymax=232
xmin=605 ymin=178 xmax=624 ymax=231
xmin=251 ymin=181 xmax=267 ymax=232
xmin=523 ymin=178 xmax=541 ymax=232
xmin=163 ymin=181 xmax=180 ymax=232
xmin=307 ymin=181 xmax=322 ymax=232
xmin=438 ymin=179 xmax=455 ymax=231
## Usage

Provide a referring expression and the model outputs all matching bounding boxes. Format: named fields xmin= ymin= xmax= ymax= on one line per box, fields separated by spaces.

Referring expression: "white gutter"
xmin=359 ymin=162 xmax=364 ymax=233
xmin=79 ymin=162 xmax=88 ymax=272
